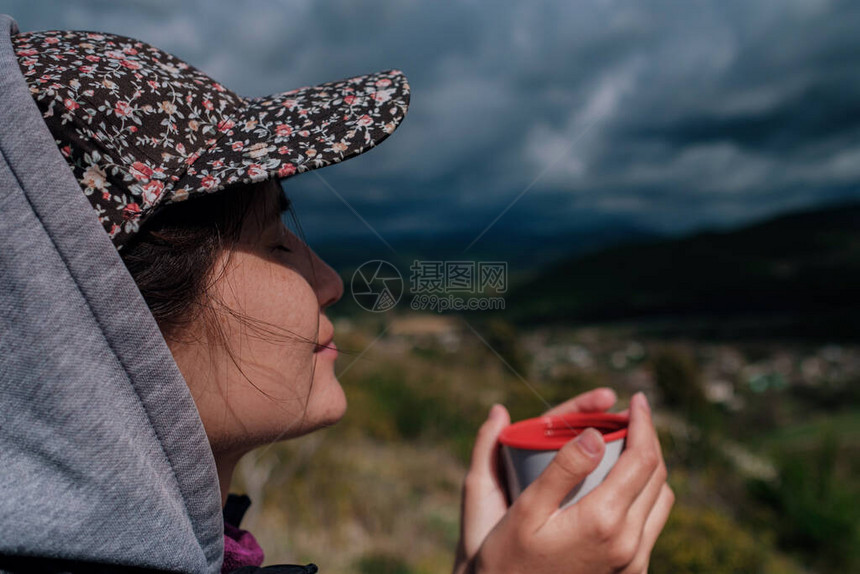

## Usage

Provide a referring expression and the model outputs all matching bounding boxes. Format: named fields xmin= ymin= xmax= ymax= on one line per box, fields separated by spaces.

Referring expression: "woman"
xmin=0 ymin=15 xmax=673 ymax=574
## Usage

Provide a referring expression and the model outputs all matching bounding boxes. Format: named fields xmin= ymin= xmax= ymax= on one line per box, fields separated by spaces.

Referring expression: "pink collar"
xmin=222 ymin=521 xmax=265 ymax=573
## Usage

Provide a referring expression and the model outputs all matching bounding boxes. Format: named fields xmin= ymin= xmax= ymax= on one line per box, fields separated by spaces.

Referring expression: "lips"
xmin=313 ymin=334 xmax=334 ymax=353
xmin=314 ymin=316 xmax=335 ymax=353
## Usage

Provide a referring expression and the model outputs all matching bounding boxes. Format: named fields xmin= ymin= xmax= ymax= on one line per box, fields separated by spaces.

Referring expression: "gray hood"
xmin=0 ymin=14 xmax=223 ymax=574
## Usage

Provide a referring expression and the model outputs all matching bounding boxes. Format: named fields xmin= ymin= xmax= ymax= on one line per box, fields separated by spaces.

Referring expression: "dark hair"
xmin=120 ymin=184 xmax=262 ymax=341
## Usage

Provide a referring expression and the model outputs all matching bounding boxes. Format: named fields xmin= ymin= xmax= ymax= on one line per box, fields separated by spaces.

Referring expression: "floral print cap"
xmin=13 ymin=29 xmax=410 ymax=248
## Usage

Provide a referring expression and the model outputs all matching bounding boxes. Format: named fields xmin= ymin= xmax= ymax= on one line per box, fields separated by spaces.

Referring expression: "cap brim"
xmin=174 ymin=69 xmax=410 ymax=199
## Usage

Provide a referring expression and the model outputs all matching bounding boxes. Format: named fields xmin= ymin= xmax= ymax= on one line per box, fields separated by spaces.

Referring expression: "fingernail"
xmin=576 ymin=428 xmax=604 ymax=458
xmin=635 ymin=392 xmax=651 ymax=414
xmin=488 ymin=403 xmax=502 ymax=421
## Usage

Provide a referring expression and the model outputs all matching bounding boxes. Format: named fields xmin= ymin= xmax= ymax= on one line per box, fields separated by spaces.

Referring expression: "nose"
xmin=306 ymin=247 xmax=344 ymax=310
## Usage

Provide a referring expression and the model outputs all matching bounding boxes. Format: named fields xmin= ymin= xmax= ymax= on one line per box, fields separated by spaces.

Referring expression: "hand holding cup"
xmin=454 ymin=391 xmax=674 ymax=574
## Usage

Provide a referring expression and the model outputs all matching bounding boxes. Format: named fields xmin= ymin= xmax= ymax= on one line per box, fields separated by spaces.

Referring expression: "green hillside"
xmin=505 ymin=201 xmax=860 ymax=338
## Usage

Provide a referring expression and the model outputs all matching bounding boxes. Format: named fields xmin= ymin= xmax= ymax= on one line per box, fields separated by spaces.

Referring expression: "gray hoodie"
xmin=0 ymin=14 xmax=224 ymax=573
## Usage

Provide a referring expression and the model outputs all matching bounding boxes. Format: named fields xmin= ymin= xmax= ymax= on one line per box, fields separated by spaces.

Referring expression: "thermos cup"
xmin=499 ymin=412 xmax=629 ymax=508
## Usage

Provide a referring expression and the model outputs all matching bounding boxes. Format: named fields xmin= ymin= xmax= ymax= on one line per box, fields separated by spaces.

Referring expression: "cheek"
xmin=214 ymin=254 xmax=321 ymax=391
xmin=240 ymin=262 xmax=318 ymax=337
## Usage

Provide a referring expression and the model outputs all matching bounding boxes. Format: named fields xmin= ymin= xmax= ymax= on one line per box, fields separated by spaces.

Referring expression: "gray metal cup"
xmin=499 ymin=413 xmax=628 ymax=509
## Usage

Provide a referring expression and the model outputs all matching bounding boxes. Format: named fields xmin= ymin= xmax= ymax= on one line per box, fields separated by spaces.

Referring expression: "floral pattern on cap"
xmin=13 ymin=30 xmax=410 ymax=248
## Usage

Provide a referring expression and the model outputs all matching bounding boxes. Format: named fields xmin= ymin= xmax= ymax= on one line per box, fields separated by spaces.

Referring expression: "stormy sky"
xmin=6 ymin=0 xmax=860 ymax=248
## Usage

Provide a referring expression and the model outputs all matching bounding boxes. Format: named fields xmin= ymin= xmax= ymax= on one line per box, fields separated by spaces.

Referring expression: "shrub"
xmin=650 ymin=504 xmax=770 ymax=572
xmin=748 ymin=432 xmax=860 ymax=572
xmin=355 ymin=553 xmax=415 ymax=574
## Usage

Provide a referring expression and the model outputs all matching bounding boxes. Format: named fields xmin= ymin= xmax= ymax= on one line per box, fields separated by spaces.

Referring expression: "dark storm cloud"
xmin=6 ymin=0 xmax=860 ymax=241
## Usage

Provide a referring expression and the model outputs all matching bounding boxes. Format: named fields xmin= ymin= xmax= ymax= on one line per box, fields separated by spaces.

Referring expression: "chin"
xmin=305 ymin=371 xmax=347 ymax=429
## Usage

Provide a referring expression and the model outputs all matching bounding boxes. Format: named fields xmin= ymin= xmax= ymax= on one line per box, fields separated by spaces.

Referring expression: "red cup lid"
xmin=499 ymin=412 xmax=629 ymax=451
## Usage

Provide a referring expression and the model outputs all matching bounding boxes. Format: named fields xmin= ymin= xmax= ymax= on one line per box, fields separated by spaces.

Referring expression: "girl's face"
xmin=168 ymin=181 xmax=345 ymax=458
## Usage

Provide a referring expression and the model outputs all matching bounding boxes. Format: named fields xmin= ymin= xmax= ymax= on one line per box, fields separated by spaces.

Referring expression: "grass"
xmin=752 ymin=408 xmax=860 ymax=450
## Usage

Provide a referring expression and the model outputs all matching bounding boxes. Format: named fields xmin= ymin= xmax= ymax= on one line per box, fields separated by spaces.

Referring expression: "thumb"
xmin=517 ymin=428 xmax=605 ymax=521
